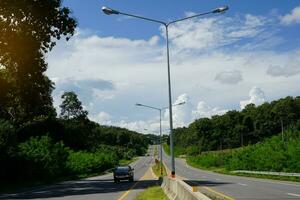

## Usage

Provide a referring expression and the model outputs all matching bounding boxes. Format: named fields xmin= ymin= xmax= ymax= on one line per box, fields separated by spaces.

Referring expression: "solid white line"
xmin=287 ymin=193 xmax=300 ymax=197
xmin=237 ymin=183 xmax=248 ymax=186
xmin=215 ymin=178 xmax=221 ymax=181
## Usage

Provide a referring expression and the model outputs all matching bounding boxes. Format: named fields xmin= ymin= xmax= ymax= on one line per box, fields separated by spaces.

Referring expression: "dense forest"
xmin=0 ymin=0 xmax=149 ymax=188
xmin=170 ymin=96 xmax=300 ymax=155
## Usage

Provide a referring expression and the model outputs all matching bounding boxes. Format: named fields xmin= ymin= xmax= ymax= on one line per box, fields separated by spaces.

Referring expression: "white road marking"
xmin=215 ymin=178 xmax=221 ymax=181
xmin=238 ymin=183 xmax=248 ymax=186
xmin=287 ymin=193 xmax=300 ymax=197
xmin=246 ymin=178 xmax=300 ymax=187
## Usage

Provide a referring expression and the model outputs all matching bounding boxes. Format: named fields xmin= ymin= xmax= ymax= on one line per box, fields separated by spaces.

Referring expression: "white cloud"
xmin=281 ymin=6 xmax=300 ymax=25
xmin=169 ymin=94 xmax=193 ymax=127
xmin=229 ymin=14 xmax=266 ymax=38
xmin=118 ymin=93 xmax=229 ymax=132
xmin=91 ymin=111 xmax=112 ymax=125
xmin=240 ymin=87 xmax=266 ymax=109
xmin=266 ymin=52 xmax=300 ymax=77
xmin=215 ymin=70 xmax=243 ymax=85
xmin=46 ymin=12 xmax=300 ymax=132
xmin=192 ymin=101 xmax=227 ymax=119
xmin=163 ymin=13 xmax=269 ymax=53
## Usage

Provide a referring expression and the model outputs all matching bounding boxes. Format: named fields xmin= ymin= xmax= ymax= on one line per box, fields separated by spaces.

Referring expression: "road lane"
xmin=0 ymin=146 xmax=157 ymax=200
xmin=161 ymin=148 xmax=300 ymax=200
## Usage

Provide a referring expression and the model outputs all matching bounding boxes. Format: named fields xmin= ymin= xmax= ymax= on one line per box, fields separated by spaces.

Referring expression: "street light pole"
xmin=102 ymin=5 xmax=229 ymax=177
xmin=135 ymin=102 xmax=185 ymax=175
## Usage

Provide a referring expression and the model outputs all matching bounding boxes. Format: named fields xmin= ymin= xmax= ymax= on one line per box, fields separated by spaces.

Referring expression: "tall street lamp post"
xmin=135 ymin=102 xmax=185 ymax=175
xmin=102 ymin=5 xmax=229 ymax=177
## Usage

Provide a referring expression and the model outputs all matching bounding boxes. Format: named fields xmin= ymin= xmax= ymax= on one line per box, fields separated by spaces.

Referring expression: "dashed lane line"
xmin=287 ymin=193 xmax=300 ymax=197
xmin=237 ymin=183 xmax=248 ymax=186
xmin=117 ymin=181 xmax=139 ymax=200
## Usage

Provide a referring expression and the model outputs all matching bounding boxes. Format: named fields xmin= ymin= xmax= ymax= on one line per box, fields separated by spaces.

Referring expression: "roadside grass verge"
xmin=152 ymin=161 xmax=167 ymax=178
xmin=163 ymin=143 xmax=186 ymax=157
xmin=162 ymin=129 xmax=300 ymax=183
xmin=187 ymin=159 xmax=300 ymax=182
xmin=134 ymin=186 xmax=168 ymax=200
xmin=119 ymin=156 xmax=139 ymax=166
xmin=186 ymin=129 xmax=300 ymax=182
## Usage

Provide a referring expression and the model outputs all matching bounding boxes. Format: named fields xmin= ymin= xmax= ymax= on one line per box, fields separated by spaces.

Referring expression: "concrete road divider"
xmin=161 ymin=176 xmax=211 ymax=200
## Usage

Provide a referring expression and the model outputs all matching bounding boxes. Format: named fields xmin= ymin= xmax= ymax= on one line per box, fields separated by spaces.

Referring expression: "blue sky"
xmin=47 ymin=1 xmax=300 ymax=133
xmin=63 ymin=0 xmax=300 ymax=42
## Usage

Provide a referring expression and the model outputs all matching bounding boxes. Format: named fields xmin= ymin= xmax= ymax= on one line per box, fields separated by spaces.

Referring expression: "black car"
xmin=113 ymin=166 xmax=134 ymax=183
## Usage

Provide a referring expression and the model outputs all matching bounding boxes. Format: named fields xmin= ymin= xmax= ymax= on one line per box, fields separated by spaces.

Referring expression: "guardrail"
xmin=161 ymin=176 xmax=211 ymax=200
xmin=232 ymin=170 xmax=300 ymax=177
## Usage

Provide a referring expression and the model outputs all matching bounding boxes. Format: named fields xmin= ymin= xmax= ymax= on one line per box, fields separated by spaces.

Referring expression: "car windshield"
xmin=115 ymin=167 xmax=129 ymax=172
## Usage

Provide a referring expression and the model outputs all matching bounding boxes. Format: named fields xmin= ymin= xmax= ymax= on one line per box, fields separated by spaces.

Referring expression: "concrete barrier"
xmin=161 ymin=176 xmax=211 ymax=200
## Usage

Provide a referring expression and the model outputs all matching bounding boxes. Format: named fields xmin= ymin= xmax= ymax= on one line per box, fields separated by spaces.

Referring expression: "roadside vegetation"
xmin=0 ymin=1 xmax=151 ymax=191
xmin=187 ymin=128 xmax=300 ymax=173
xmin=134 ymin=186 xmax=168 ymax=200
xmin=164 ymin=96 xmax=300 ymax=180
xmin=169 ymin=96 xmax=300 ymax=155
xmin=152 ymin=160 xmax=167 ymax=178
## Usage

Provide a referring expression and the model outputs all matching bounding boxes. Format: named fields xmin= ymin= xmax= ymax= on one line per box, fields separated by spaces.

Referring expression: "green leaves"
xmin=173 ymin=96 xmax=300 ymax=152
xmin=18 ymin=135 xmax=69 ymax=179
xmin=0 ymin=0 xmax=76 ymax=122
xmin=188 ymin=128 xmax=300 ymax=173
xmin=60 ymin=91 xmax=88 ymax=120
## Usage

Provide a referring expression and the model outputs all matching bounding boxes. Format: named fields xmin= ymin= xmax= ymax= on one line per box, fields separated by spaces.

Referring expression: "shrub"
xmin=0 ymin=120 xmax=17 ymax=181
xmin=18 ymin=135 xmax=69 ymax=180
xmin=0 ymin=120 xmax=16 ymax=154
xmin=66 ymin=150 xmax=118 ymax=175
xmin=188 ymin=129 xmax=300 ymax=173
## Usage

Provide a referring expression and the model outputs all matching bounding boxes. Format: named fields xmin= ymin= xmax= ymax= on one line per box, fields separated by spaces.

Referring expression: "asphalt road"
xmin=162 ymin=148 xmax=300 ymax=200
xmin=0 ymin=146 xmax=157 ymax=200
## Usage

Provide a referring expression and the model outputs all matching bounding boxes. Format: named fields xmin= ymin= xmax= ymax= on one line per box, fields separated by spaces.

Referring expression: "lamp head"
xmin=102 ymin=6 xmax=120 ymax=15
xmin=178 ymin=101 xmax=186 ymax=105
xmin=212 ymin=6 xmax=229 ymax=14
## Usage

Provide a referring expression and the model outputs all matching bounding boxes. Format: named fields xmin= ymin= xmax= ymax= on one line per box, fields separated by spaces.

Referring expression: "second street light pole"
xmin=135 ymin=102 xmax=185 ymax=175
xmin=102 ymin=5 xmax=229 ymax=177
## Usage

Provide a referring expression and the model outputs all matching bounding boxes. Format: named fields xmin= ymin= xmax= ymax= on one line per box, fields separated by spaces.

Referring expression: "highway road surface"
xmin=0 ymin=146 xmax=157 ymax=200
xmin=162 ymin=148 xmax=300 ymax=200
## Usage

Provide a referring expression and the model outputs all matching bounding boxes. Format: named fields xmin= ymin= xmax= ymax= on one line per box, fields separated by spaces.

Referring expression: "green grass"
xmin=154 ymin=146 xmax=158 ymax=157
xmin=186 ymin=130 xmax=300 ymax=182
xmin=187 ymin=159 xmax=300 ymax=182
xmin=119 ymin=156 xmax=139 ymax=166
xmin=134 ymin=186 xmax=168 ymax=200
xmin=152 ymin=161 xmax=167 ymax=177
xmin=163 ymin=143 xmax=186 ymax=157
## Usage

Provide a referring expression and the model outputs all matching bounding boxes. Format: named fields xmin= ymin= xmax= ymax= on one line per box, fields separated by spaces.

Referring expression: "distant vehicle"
xmin=113 ymin=166 xmax=134 ymax=183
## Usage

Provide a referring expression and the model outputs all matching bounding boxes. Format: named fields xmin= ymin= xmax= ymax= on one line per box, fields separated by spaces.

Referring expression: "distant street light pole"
xmin=102 ymin=6 xmax=229 ymax=177
xmin=135 ymin=102 xmax=185 ymax=175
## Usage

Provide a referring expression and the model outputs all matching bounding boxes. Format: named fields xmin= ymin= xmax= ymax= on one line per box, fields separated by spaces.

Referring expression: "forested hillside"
xmin=170 ymin=96 xmax=300 ymax=155
xmin=187 ymin=128 xmax=300 ymax=173
xmin=0 ymin=0 xmax=149 ymax=189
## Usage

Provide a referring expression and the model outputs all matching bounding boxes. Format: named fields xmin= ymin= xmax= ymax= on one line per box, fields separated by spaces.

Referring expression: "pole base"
xmin=171 ymin=171 xmax=175 ymax=178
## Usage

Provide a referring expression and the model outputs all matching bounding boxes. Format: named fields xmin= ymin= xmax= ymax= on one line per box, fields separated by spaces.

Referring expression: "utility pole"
xmin=281 ymin=118 xmax=284 ymax=142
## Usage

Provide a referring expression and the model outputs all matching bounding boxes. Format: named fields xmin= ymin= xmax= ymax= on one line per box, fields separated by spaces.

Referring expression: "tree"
xmin=0 ymin=0 xmax=77 ymax=122
xmin=60 ymin=91 xmax=88 ymax=120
